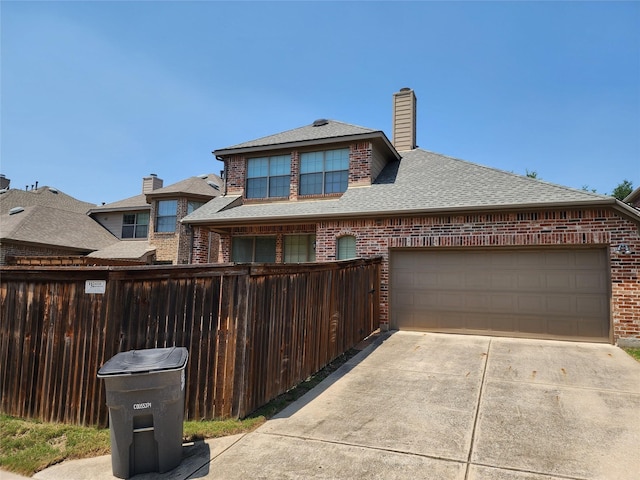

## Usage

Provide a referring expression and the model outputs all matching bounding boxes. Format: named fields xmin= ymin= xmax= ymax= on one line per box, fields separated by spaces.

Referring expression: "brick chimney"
xmin=0 ymin=174 xmax=9 ymax=190
xmin=392 ymin=88 xmax=417 ymax=151
xmin=142 ymin=173 xmax=163 ymax=193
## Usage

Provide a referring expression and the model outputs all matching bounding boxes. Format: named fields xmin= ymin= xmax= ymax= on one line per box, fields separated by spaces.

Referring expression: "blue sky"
xmin=2 ymin=1 xmax=639 ymax=205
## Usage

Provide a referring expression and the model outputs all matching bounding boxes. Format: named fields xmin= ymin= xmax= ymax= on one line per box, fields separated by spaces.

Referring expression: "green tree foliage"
xmin=525 ymin=169 xmax=539 ymax=179
xmin=611 ymin=180 xmax=633 ymax=201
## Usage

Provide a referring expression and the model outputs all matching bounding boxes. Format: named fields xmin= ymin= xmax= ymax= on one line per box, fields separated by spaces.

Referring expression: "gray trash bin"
xmin=98 ymin=347 xmax=189 ymax=479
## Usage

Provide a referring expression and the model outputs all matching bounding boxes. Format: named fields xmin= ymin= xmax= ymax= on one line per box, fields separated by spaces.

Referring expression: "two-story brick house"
xmin=89 ymin=173 xmax=222 ymax=264
xmin=183 ymin=88 xmax=640 ymax=346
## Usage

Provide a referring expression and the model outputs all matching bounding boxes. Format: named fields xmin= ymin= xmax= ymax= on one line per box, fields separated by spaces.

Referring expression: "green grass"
xmin=623 ymin=347 xmax=640 ymax=361
xmin=0 ymin=415 xmax=111 ymax=476
xmin=0 ymin=348 xmax=360 ymax=477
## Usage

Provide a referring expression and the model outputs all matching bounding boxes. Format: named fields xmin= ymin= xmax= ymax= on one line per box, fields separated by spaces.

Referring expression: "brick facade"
xmin=194 ymin=132 xmax=640 ymax=345
xmin=223 ymin=143 xmax=375 ymax=200
xmin=349 ymin=142 xmax=373 ymax=186
xmin=192 ymin=207 xmax=640 ymax=344
xmin=149 ymin=198 xmax=192 ymax=264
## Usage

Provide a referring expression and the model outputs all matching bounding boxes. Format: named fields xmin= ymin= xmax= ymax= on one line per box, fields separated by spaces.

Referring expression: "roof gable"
xmin=89 ymin=193 xmax=149 ymax=213
xmin=214 ymin=120 xmax=398 ymax=159
xmin=146 ymin=174 xmax=222 ymax=199
xmin=1 ymin=205 xmax=117 ymax=251
xmin=0 ymin=187 xmax=96 ymax=214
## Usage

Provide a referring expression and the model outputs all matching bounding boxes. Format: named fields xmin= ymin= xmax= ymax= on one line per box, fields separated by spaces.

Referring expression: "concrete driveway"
xmin=33 ymin=332 xmax=640 ymax=480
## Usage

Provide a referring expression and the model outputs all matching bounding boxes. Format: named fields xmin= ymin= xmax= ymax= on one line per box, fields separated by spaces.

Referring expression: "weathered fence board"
xmin=0 ymin=259 xmax=380 ymax=426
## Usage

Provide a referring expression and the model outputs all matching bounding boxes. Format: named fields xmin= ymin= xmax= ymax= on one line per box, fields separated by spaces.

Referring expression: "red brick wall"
xmin=149 ymin=198 xmax=192 ymax=264
xmin=225 ymin=155 xmax=246 ymax=196
xmin=349 ymin=142 xmax=373 ymax=186
xmin=192 ymin=208 xmax=639 ymax=344
xmin=315 ymin=208 xmax=639 ymax=344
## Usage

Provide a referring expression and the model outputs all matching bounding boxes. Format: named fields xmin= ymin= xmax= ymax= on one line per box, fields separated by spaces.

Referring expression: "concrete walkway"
xmin=30 ymin=332 xmax=640 ymax=480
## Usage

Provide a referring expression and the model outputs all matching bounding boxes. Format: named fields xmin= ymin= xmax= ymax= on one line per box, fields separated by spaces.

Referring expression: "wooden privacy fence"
xmin=0 ymin=258 xmax=380 ymax=426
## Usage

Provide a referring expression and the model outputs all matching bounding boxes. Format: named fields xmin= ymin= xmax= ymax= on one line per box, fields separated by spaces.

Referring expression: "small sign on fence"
xmin=85 ymin=280 xmax=106 ymax=294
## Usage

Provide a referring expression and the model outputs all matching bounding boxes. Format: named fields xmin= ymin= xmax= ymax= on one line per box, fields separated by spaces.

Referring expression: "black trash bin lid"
xmin=98 ymin=347 xmax=188 ymax=376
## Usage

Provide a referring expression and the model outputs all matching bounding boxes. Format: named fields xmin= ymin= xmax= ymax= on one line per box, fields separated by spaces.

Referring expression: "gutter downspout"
xmin=215 ymin=155 xmax=227 ymax=196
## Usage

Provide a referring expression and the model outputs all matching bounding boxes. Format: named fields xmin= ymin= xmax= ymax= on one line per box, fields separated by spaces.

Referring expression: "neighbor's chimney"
xmin=392 ymin=88 xmax=417 ymax=151
xmin=142 ymin=173 xmax=163 ymax=194
xmin=0 ymin=174 xmax=9 ymax=190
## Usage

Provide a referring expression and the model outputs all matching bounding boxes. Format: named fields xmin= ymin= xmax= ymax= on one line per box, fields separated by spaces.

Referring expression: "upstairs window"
xmin=300 ymin=148 xmax=349 ymax=195
xmin=246 ymin=155 xmax=291 ymax=199
xmin=284 ymin=234 xmax=316 ymax=263
xmin=337 ymin=235 xmax=356 ymax=260
xmin=122 ymin=212 xmax=149 ymax=239
xmin=232 ymin=236 xmax=277 ymax=262
xmin=155 ymin=200 xmax=177 ymax=232
xmin=187 ymin=200 xmax=205 ymax=214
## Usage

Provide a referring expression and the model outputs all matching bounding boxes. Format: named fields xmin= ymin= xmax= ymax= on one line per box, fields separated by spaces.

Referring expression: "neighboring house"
xmin=1 ymin=205 xmax=118 ymax=264
xmin=624 ymin=186 xmax=640 ymax=209
xmin=0 ymin=182 xmax=95 ymax=215
xmin=89 ymin=173 xmax=222 ymax=264
xmin=183 ymin=88 xmax=640 ymax=346
xmin=0 ymin=183 xmax=117 ymax=265
xmin=88 ymin=174 xmax=161 ymax=264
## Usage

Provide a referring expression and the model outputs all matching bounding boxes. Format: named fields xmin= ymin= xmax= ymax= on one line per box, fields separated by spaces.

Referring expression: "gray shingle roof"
xmin=215 ymin=120 xmax=385 ymax=154
xmin=0 ymin=187 xmax=96 ymax=214
xmin=183 ymin=149 xmax=621 ymax=225
xmin=624 ymin=186 xmax=640 ymax=206
xmin=146 ymin=174 xmax=222 ymax=198
xmin=1 ymin=205 xmax=118 ymax=251
xmin=88 ymin=193 xmax=149 ymax=213
xmin=87 ymin=240 xmax=155 ymax=260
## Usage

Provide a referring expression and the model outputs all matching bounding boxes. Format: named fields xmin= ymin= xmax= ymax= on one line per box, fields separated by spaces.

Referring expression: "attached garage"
xmin=390 ymin=248 xmax=610 ymax=342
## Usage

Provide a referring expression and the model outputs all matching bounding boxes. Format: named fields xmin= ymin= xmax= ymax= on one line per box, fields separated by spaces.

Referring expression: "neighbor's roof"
xmin=624 ymin=186 xmax=640 ymax=206
xmin=145 ymin=174 xmax=223 ymax=199
xmin=87 ymin=240 xmax=155 ymax=261
xmin=0 ymin=186 xmax=96 ymax=214
xmin=88 ymin=193 xmax=149 ymax=214
xmin=214 ymin=120 xmax=399 ymax=159
xmin=1 ymin=205 xmax=118 ymax=251
xmin=184 ymin=149 xmax=639 ymax=225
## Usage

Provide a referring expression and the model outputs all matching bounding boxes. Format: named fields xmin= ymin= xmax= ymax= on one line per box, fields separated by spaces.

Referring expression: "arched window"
xmin=337 ymin=235 xmax=356 ymax=260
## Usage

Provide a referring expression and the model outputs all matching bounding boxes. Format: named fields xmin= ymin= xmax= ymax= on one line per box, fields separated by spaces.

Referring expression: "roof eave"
xmin=213 ymin=131 xmax=400 ymax=160
xmin=88 ymin=205 xmax=150 ymax=214
xmin=182 ymin=197 xmax=640 ymax=228
xmin=145 ymin=192 xmax=218 ymax=201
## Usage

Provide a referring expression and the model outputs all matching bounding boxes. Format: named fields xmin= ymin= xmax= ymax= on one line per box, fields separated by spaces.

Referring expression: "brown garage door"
xmin=390 ymin=248 xmax=610 ymax=341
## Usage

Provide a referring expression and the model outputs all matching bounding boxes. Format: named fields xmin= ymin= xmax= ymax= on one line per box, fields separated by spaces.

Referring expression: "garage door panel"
xmin=545 ymin=296 xmax=573 ymax=314
xmin=464 ymin=293 xmax=490 ymax=310
xmin=416 ymin=272 xmax=438 ymax=287
xmin=517 ymin=295 xmax=545 ymax=313
xmin=517 ymin=273 xmax=544 ymax=289
xmin=546 ymin=273 xmax=573 ymax=289
xmin=391 ymin=248 xmax=609 ymax=342
xmin=576 ymin=272 xmax=606 ymax=289
xmin=576 ymin=296 xmax=608 ymax=315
